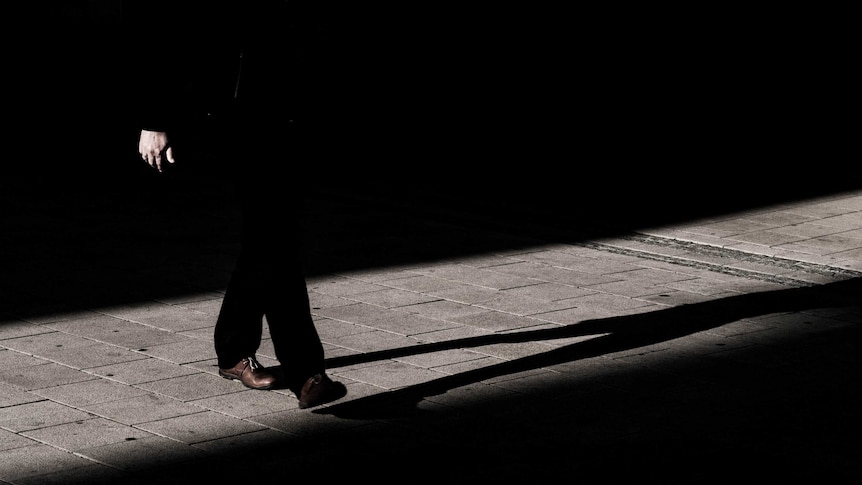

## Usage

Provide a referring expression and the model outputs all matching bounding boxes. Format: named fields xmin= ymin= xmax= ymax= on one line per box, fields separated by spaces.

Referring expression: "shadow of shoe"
xmin=312 ymin=386 xmax=424 ymax=419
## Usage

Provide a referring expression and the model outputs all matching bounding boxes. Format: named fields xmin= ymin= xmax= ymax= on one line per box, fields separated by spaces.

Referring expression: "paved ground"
xmin=1 ymin=172 xmax=861 ymax=484
xmin=6 ymin=4 xmax=858 ymax=483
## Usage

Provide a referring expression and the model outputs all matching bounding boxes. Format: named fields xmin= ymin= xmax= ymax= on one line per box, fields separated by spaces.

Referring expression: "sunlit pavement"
xmin=1 ymin=177 xmax=861 ymax=484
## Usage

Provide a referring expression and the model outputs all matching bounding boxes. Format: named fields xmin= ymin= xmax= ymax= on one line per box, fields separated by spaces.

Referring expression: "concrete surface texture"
xmin=1 ymin=173 xmax=860 ymax=483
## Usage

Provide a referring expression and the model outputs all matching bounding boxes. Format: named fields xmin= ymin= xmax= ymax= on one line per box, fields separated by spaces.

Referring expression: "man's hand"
xmin=138 ymin=130 xmax=175 ymax=172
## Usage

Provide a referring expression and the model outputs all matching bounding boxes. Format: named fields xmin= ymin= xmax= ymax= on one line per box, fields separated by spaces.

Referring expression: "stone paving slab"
xmin=1 ymin=182 xmax=860 ymax=484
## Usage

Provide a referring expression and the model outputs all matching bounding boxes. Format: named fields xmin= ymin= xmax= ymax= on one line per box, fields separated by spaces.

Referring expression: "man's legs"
xmin=234 ymin=177 xmax=326 ymax=391
xmin=214 ymin=120 xmax=344 ymax=406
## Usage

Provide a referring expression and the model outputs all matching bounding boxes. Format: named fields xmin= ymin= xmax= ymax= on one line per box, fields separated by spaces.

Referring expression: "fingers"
xmin=139 ymin=148 xmax=175 ymax=172
xmin=140 ymin=152 xmax=161 ymax=172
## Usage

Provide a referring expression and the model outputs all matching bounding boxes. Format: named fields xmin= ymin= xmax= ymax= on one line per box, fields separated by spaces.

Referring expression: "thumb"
xmin=165 ymin=146 xmax=176 ymax=165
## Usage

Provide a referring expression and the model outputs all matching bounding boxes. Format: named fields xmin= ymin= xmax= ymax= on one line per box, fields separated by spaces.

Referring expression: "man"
xmin=127 ymin=1 xmax=346 ymax=409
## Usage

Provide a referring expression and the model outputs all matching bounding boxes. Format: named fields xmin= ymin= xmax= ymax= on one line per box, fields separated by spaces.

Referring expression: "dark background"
xmin=6 ymin=2 xmax=858 ymax=220
xmin=3 ymin=1 xmax=859 ymax=300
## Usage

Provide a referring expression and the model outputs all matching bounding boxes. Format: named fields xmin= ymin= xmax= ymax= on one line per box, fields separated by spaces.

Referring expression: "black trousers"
xmin=212 ymin=119 xmax=323 ymax=391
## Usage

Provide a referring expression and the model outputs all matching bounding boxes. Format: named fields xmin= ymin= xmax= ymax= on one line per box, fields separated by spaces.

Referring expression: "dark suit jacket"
xmin=123 ymin=1 xmax=322 ymax=133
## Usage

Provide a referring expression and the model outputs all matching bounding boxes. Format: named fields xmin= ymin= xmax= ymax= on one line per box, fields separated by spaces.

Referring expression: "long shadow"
xmin=316 ymin=277 xmax=862 ymax=419
xmin=27 ymin=276 xmax=854 ymax=484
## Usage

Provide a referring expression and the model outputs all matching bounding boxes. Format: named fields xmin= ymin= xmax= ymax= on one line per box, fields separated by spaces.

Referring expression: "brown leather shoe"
xmin=298 ymin=373 xmax=347 ymax=409
xmin=219 ymin=356 xmax=277 ymax=390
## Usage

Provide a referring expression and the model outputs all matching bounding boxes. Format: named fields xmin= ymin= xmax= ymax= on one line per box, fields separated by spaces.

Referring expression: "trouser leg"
xmin=214 ymin=163 xmax=323 ymax=387
xmin=214 ymin=253 xmax=265 ymax=369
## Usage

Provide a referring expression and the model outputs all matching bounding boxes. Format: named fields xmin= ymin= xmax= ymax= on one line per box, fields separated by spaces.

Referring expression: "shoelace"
xmin=246 ymin=356 xmax=263 ymax=371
